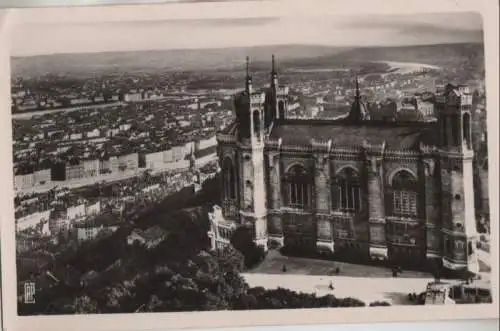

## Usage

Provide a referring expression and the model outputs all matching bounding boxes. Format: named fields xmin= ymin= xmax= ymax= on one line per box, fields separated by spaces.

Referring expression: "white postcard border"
xmin=1 ymin=1 xmax=498 ymax=331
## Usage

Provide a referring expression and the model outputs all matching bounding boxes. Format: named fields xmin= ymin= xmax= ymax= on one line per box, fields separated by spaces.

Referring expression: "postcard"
xmin=0 ymin=1 xmax=498 ymax=331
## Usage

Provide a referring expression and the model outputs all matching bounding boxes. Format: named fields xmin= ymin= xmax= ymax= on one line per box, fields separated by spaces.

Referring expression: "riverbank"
xmin=12 ymin=101 xmax=126 ymax=120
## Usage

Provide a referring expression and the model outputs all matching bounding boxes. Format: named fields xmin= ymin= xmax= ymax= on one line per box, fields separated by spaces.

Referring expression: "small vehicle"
xmin=424 ymin=281 xmax=455 ymax=305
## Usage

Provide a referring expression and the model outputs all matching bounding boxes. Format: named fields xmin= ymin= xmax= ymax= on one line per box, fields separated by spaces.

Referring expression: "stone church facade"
xmin=215 ymin=56 xmax=479 ymax=274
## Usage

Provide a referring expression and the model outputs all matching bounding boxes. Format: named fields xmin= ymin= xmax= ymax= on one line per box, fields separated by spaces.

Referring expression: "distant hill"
xmin=281 ymin=43 xmax=484 ymax=69
xmin=335 ymin=42 xmax=484 ymax=66
xmin=11 ymin=42 xmax=484 ymax=78
xmin=10 ymin=45 xmax=350 ymax=78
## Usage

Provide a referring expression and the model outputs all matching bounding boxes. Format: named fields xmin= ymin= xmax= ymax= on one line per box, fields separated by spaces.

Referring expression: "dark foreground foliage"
xmin=369 ymin=301 xmax=391 ymax=307
xmin=230 ymin=226 xmax=267 ymax=269
xmin=20 ymin=241 xmax=366 ymax=314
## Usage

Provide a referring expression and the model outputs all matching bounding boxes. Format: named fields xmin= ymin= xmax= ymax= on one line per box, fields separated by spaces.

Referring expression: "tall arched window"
xmin=451 ymin=115 xmax=460 ymax=145
xmin=253 ymin=110 xmax=261 ymax=135
xmin=391 ymin=170 xmax=418 ymax=217
xmin=462 ymin=112 xmax=471 ymax=149
xmin=332 ymin=167 xmax=361 ymax=213
xmin=264 ymin=93 xmax=276 ymax=127
xmin=283 ymin=164 xmax=312 ymax=209
xmin=222 ymin=158 xmax=236 ymax=200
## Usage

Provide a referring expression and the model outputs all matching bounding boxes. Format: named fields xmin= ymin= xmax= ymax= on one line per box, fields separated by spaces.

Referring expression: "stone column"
xmin=314 ymin=153 xmax=334 ymax=253
xmin=423 ymin=158 xmax=441 ymax=264
xmin=366 ymin=155 xmax=388 ymax=260
xmin=267 ymin=151 xmax=284 ymax=247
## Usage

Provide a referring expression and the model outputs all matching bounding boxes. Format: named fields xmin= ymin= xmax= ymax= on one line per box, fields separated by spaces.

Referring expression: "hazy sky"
xmin=10 ymin=9 xmax=483 ymax=57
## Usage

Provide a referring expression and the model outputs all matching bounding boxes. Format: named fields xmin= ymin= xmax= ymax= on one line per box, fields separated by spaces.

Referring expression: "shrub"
xmin=245 ymin=287 xmax=366 ymax=309
xmin=369 ymin=301 xmax=391 ymax=307
xmin=214 ymin=244 xmax=245 ymax=273
xmin=230 ymin=227 xmax=266 ymax=269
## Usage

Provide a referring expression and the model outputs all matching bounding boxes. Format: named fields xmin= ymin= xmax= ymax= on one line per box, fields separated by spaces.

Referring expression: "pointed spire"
xmin=347 ymin=73 xmax=369 ymax=122
xmin=246 ymin=56 xmax=250 ymax=78
xmin=355 ymin=74 xmax=360 ymax=99
xmin=271 ymin=54 xmax=278 ymax=88
xmin=245 ymin=56 xmax=252 ymax=92
xmin=271 ymin=54 xmax=276 ymax=75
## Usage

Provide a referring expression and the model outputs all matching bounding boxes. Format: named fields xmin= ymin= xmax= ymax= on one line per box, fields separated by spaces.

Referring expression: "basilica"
xmin=211 ymin=56 xmax=479 ymax=274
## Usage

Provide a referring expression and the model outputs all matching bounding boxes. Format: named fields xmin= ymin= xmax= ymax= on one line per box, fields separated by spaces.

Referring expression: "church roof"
xmin=346 ymin=98 xmax=370 ymax=122
xmin=269 ymin=119 xmax=438 ymax=150
xmin=220 ymin=121 xmax=238 ymax=135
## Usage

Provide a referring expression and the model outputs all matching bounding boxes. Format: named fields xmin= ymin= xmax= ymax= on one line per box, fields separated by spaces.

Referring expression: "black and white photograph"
xmin=0 ymin=0 xmax=498 ymax=330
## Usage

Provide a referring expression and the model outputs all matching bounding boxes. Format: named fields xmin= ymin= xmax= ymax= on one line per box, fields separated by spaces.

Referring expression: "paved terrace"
xmin=242 ymin=250 xmax=491 ymax=306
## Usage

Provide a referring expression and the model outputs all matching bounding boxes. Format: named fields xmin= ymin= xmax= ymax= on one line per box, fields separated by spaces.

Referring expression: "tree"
xmin=145 ymin=294 xmax=163 ymax=312
xmin=244 ymin=286 xmax=366 ymax=310
xmin=230 ymin=226 xmax=266 ymax=269
xmin=63 ymin=295 xmax=100 ymax=314
xmin=233 ymin=293 xmax=259 ymax=310
xmin=221 ymin=270 xmax=248 ymax=302
xmin=214 ymin=244 xmax=245 ymax=273
xmin=100 ymin=284 xmax=134 ymax=313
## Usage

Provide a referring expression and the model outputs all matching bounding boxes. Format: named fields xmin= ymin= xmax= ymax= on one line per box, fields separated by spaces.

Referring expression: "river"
xmin=286 ymin=60 xmax=441 ymax=76
xmin=372 ymin=60 xmax=441 ymax=75
xmin=12 ymin=101 xmax=126 ymax=120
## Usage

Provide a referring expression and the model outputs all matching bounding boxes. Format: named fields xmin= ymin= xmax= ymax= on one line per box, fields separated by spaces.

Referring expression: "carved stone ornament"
xmin=424 ymin=159 xmax=436 ymax=176
xmin=223 ymin=148 xmax=235 ymax=160
xmin=314 ymin=154 xmax=329 ymax=175
xmin=367 ymin=156 xmax=383 ymax=176
xmin=268 ymin=153 xmax=279 ymax=168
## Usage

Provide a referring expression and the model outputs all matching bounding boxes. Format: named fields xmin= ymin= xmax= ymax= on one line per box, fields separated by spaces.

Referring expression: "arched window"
xmin=264 ymin=93 xmax=276 ymax=127
xmin=222 ymin=158 xmax=236 ymax=200
xmin=283 ymin=164 xmax=312 ymax=209
xmin=253 ymin=110 xmax=261 ymax=135
xmin=391 ymin=170 xmax=418 ymax=217
xmin=451 ymin=115 xmax=460 ymax=145
xmin=332 ymin=167 xmax=361 ymax=213
xmin=462 ymin=112 xmax=471 ymax=149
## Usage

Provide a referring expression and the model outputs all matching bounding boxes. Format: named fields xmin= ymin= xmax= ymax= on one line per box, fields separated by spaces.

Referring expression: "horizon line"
xmin=11 ymin=41 xmax=484 ymax=59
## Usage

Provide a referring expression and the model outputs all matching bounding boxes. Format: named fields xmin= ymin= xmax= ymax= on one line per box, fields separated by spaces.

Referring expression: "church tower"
xmin=245 ymin=56 xmax=252 ymax=93
xmin=346 ymin=76 xmax=370 ymax=122
xmin=271 ymin=54 xmax=278 ymax=88
xmin=436 ymin=84 xmax=478 ymax=274
xmin=236 ymin=57 xmax=269 ymax=249
xmin=266 ymin=55 xmax=289 ymax=121
xmin=265 ymin=55 xmax=279 ymax=128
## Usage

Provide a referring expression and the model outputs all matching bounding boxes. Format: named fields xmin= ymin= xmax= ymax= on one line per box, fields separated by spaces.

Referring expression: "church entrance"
xmin=388 ymin=245 xmax=425 ymax=268
xmin=281 ymin=212 xmax=317 ymax=256
xmin=283 ymin=233 xmax=316 ymax=256
xmin=334 ymin=241 xmax=368 ymax=261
